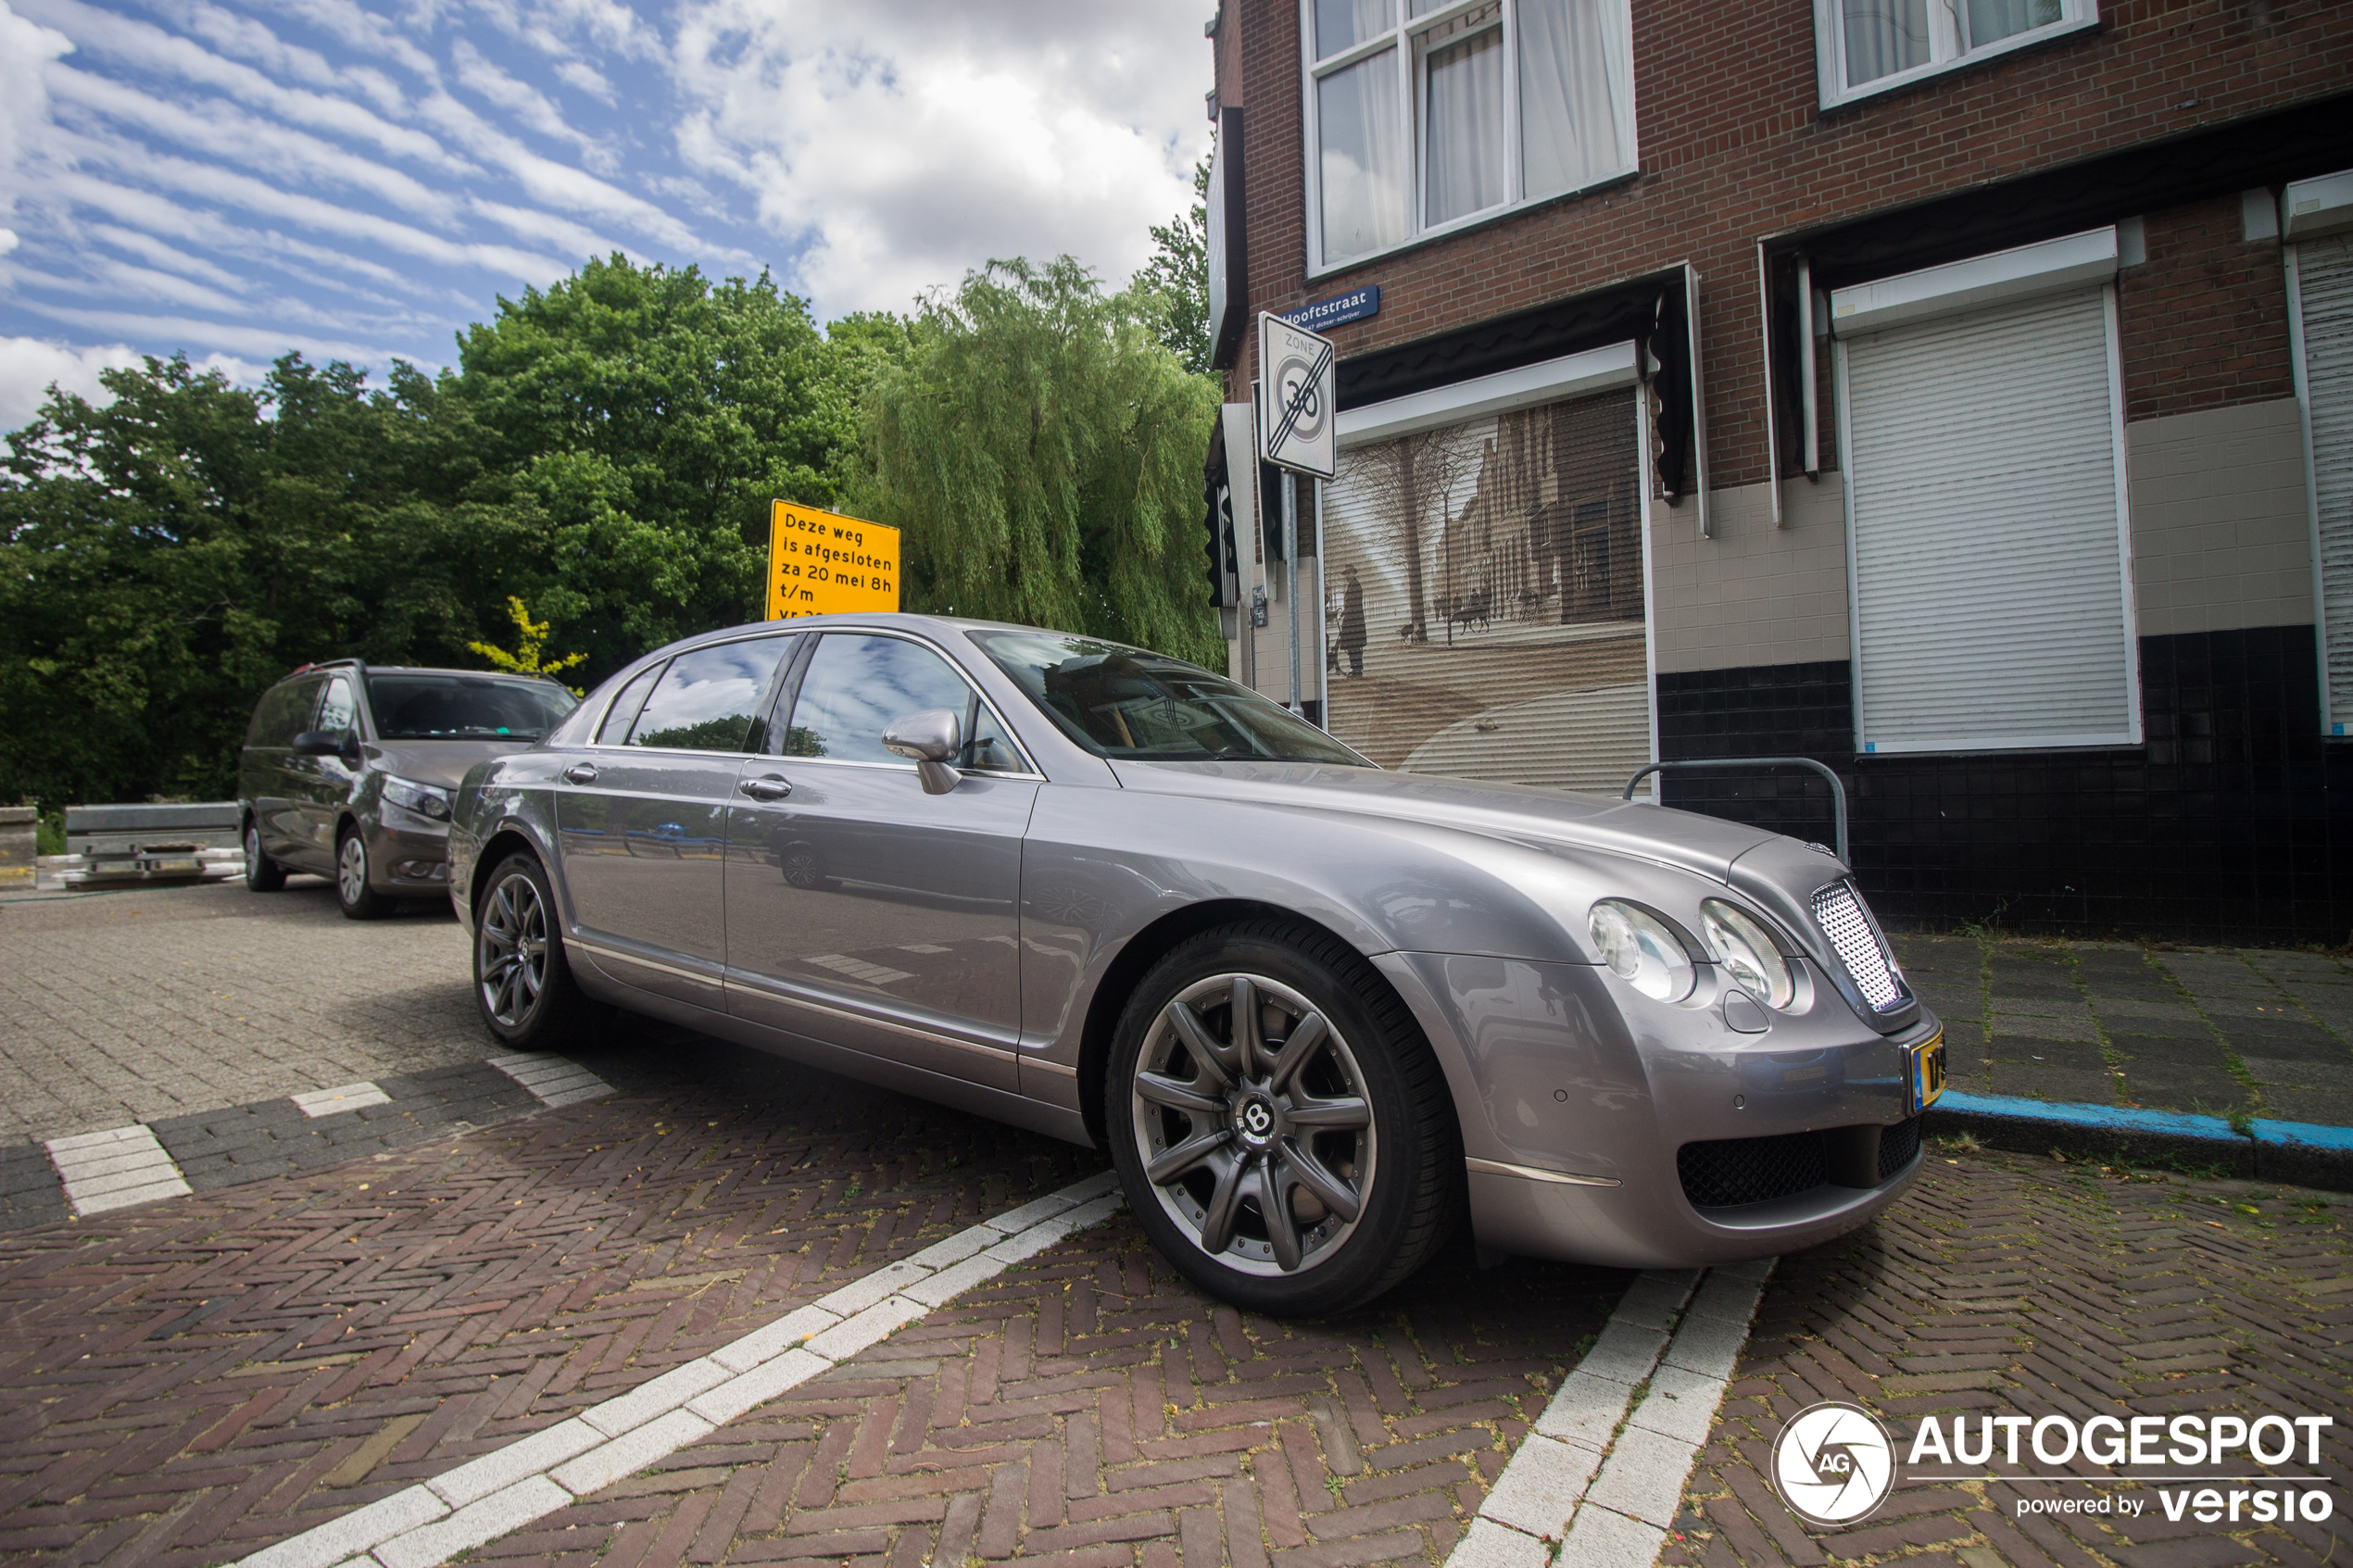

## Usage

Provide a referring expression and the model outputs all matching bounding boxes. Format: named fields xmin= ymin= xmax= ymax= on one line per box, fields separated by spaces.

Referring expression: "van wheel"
xmin=1105 ymin=921 xmax=1460 ymax=1316
xmin=473 ymin=852 xmax=591 ymax=1047
xmin=244 ymin=821 xmax=286 ymax=892
xmin=335 ymin=827 xmax=395 ymax=920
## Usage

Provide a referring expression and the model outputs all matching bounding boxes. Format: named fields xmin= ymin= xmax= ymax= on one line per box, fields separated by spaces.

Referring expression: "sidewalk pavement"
xmin=1890 ymin=932 xmax=2353 ymax=1186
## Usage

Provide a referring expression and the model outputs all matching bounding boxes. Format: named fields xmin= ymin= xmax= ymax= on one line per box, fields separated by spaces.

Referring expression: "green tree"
xmin=449 ymin=254 xmax=854 ymax=676
xmin=863 ymin=257 xmax=1222 ymax=664
xmin=1135 ymin=162 xmax=1212 ymax=376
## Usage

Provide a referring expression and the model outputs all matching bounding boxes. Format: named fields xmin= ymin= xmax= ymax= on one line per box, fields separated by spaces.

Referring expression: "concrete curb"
xmin=1927 ymin=1090 xmax=2353 ymax=1192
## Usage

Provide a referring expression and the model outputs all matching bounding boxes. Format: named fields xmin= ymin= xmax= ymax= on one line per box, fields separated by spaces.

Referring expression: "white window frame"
xmin=1299 ymin=0 xmax=1637 ymax=280
xmin=1811 ymin=0 xmax=2099 ymax=112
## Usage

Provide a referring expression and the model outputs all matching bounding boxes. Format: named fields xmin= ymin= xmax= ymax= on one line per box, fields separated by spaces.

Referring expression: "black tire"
xmin=1104 ymin=920 xmax=1460 ymax=1316
xmin=334 ymin=825 xmax=396 ymax=920
xmin=472 ymin=851 xmax=592 ymax=1048
xmin=243 ymin=819 xmax=286 ymax=892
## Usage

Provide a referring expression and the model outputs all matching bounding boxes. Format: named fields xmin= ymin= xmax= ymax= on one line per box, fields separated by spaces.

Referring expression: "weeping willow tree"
xmin=862 ymin=257 xmax=1223 ymax=665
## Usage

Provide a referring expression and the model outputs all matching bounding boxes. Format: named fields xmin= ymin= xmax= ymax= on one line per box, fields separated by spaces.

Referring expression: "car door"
xmin=724 ymin=630 xmax=1038 ymax=1092
xmin=553 ymin=634 xmax=797 ymax=1010
xmin=294 ymin=671 xmax=361 ymax=864
xmin=252 ymin=675 xmax=323 ymax=865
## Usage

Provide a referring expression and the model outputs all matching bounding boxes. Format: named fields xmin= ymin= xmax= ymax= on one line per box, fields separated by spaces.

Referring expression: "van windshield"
xmin=968 ymin=630 xmax=1369 ymax=766
xmin=365 ymin=674 xmax=577 ymax=740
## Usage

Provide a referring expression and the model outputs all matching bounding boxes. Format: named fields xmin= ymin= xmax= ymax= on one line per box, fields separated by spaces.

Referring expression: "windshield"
xmin=365 ymin=674 xmax=577 ymax=740
xmin=969 ymin=630 xmax=1370 ymax=767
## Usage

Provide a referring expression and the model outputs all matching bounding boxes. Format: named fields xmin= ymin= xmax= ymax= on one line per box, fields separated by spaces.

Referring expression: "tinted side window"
xmin=248 ymin=678 xmax=322 ymax=746
xmin=627 ymin=638 xmax=792 ymax=753
xmin=784 ymin=634 xmax=975 ymax=766
xmin=597 ymin=662 xmax=665 ymax=745
xmin=316 ymin=675 xmax=357 ymax=735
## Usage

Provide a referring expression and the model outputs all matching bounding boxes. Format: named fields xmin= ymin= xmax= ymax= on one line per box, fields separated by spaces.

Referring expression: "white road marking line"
xmin=1451 ymin=1258 xmax=1775 ymax=1568
xmin=486 ymin=1051 xmax=613 ymax=1109
xmin=233 ymin=1169 xmax=1126 ymax=1568
xmin=291 ymin=1082 xmax=392 ymax=1118
xmin=44 ymin=1123 xmax=193 ymax=1215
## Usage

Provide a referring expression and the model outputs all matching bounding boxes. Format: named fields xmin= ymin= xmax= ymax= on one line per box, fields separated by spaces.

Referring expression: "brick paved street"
xmin=1664 ymin=1150 xmax=2352 ymax=1568
xmin=0 ymin=882 xmax=483 ymax=1145
xmin=0 ymin=884 xmax=2346 ymax=1568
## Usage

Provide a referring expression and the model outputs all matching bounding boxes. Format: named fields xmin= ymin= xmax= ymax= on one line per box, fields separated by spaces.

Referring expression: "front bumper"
xmin=1382 ymin=950 xmax=1936 ymax=1269
xmin=361 ymin=810 xmax=452 ymax=896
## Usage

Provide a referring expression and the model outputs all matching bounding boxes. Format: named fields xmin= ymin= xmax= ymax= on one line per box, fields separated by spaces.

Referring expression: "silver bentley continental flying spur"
xmin=447 ymin=613 xmax=1944 ymax=1314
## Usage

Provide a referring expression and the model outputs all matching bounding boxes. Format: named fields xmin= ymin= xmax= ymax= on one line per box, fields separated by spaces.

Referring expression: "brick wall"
xmin=1223 ymin=0 xmax=2350 ymax=488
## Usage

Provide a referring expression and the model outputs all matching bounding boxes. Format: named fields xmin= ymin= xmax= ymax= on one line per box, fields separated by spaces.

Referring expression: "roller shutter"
xmin=2296 ymin=232 xmax=2353 ymax=733
xmin=1841 ymin=287 xmax=2136 ymax=752
xmin=1321 ymin=389 xmax=1650 ymax=792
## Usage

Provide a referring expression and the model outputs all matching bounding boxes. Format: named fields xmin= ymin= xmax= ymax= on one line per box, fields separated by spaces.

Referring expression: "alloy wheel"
xmin=1128 ymin=972 xmax=1376 ymax=1276
xmin=477 ymin=871 xmax=549 ymax=1028
xmin=245 ymin=823 xmax=261 ymax=865
xmin=337 ymin=834 xmax=369 ymax=907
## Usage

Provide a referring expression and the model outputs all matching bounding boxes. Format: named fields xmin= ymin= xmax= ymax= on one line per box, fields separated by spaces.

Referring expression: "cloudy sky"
xmin=0 ymin=0 xmax=1214 ymax=429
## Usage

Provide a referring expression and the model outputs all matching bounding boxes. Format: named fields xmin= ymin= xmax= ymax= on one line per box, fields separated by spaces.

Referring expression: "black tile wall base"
xmin=1657 ymin=625 xmax=2353 ymax=944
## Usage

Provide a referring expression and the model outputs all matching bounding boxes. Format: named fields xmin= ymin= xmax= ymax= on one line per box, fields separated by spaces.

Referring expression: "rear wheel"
xmin=1105 ymin=922 xmax=1460 ymax=1316
xmin=335 ymin=826 xmax=395 ymax=919
xmin=473 ymin=852 xmax=591 ymax=1047
xmin=243 ymin=821 xmax=286 ymax=892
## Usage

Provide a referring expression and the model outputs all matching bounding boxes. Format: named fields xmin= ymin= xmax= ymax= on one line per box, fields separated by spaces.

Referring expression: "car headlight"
xmin=1700 ymin=900 xmax=1794 ymax=1010
xmin=1589 ymin=900 xmax=1695 ymax=1002
xmin=382 ymin=775 xmax=452 ymax=821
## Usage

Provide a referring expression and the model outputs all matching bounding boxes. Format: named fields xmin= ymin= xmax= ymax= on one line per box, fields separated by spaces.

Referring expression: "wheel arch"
xmin=470 ymin=826 xmax=545 ymax=915
xmin=1074 ymin=897 xmax=1430 ymax=1150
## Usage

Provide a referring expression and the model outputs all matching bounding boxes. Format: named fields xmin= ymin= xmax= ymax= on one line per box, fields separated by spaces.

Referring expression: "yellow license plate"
xmin=1908 ymin=1029 xmax=1946 ymax=1114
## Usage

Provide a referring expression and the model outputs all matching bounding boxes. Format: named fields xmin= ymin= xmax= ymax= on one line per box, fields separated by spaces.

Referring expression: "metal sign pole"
xmin=1283 ymin=472 xmax=1301 ymax=715
xmin=1312 ymin=478 xmax=1327 ymax=729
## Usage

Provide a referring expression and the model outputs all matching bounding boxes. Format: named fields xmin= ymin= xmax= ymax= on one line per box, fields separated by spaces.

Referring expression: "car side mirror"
xmin=883 ymin=709 xmax=963 ymax=796
xmin=294 ymin=729 xmax=360 ymax=765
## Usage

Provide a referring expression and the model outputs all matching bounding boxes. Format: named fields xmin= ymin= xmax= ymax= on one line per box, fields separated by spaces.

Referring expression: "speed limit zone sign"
xmin=1258 ymin=312 xmax=1336 ymax=479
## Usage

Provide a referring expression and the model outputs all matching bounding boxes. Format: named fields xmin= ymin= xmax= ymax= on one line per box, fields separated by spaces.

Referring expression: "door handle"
xmin=562 ymin=763 xmax=599 ymax=785
xmin=736 ymin=775 xmax=791 ymax=802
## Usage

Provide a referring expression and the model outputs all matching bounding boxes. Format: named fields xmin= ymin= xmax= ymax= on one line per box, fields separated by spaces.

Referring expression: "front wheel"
xmin=335 ymin=827 xmax=395 ymax=919
xmin=1105 ymin=922 xmax=1460 ymax=1316
xmin=473 ymin=852 xmax=591 ymax=1047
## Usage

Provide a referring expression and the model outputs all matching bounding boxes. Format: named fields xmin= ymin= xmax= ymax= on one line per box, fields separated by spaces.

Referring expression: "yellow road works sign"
xmin=766 ymin=501 xmax=900 ymax=621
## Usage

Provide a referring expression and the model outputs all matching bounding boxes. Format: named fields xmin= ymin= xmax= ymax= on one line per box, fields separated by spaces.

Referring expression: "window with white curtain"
xmin=1303 ymin=0 xmax=1634 ymax=273
xmin=1815 ymin=0 xmax=2095 ymax=107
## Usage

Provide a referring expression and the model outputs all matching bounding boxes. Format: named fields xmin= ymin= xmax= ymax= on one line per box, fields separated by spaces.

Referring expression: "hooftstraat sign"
xmin=766 ymin=501 xmax=900 ymax=621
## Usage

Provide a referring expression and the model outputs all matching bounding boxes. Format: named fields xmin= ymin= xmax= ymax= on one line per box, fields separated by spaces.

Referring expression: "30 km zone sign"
xmin=1257 ymin=312 xmax=1336 ymax=479
xmin=766 ymin=501 xmax=900 ymax=621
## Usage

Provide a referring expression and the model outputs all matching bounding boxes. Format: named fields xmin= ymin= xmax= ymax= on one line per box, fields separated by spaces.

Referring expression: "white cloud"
xmin=51 ymin=128 xmax=577 ymax=282
xmin=450 ymin=36 xmax=600 ymax=157
xmin=553 ymin=57 xmax=612 ymax=99
xmin=0 ymin=334 xmax=138 ymax=428
xmin=666 ymin=0 xmax=1212 ymax=319
xmin=46 ymin=63 xmax=465 ymax=223
xmin=0 ymin=2 xmax=74 ymax=256
xmin=413 ymin=89 xmax=727 ymax=257
xmin=10 ymin=302 xmax=404 ymax=366
xmin=17 ymin=0 xmax=465 ymax=169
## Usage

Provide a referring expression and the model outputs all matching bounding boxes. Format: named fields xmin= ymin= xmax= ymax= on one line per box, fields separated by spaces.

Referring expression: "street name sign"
xmin=766 ymin=501 xmax=900 ymax=621
xmin=1257 ymin=312 xmax=1336 ymax=479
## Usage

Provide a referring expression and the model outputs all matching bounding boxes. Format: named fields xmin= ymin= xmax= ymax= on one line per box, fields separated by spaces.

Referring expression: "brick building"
xmin=1201 ymin=0 xmax=2353 ymax=941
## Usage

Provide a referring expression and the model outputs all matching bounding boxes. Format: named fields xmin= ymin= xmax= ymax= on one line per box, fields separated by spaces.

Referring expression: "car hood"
xmin=364 ymin=739 xmax=538 ymax=790
xmin=1107 ymin=759 xmax=1783 ymax=883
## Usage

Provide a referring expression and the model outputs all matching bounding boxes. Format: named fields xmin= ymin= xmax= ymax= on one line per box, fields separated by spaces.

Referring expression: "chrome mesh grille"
xmin=1812 ymin=882 xmax=1902 ymax=1010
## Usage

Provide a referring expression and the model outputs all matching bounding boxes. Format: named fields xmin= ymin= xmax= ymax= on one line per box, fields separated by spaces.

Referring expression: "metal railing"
xmin=1622 ymin=757 xmax=1849 ymax=865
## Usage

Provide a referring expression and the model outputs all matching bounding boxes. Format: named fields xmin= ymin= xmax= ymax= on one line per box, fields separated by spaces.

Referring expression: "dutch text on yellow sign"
xmin=766 ymin=501 xmax=900 ymax=621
